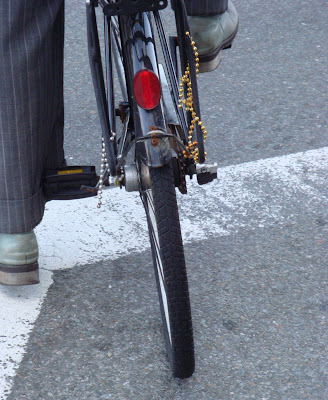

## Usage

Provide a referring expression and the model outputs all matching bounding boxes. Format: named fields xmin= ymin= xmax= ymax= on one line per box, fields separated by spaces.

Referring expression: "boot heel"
xmin=198 ymin=52 xmax=222 ymax=73
xmin=0 ymin=262 xmax=39 ymax=286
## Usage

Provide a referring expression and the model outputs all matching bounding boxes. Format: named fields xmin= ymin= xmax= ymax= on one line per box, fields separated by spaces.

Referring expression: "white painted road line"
xmin=0 ymin=147 xmax=327 ymax=399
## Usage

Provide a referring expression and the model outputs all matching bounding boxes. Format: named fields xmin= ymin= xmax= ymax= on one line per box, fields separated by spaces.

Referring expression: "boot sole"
xmin=198 ymin=24 xmax=239 ymax=73
xmin=0 ymin=262 xmax=39 ymax=286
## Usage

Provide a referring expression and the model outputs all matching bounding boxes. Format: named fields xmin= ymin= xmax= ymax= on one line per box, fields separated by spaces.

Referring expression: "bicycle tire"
xmin=142 ymin=163 xmax=195 ymax=379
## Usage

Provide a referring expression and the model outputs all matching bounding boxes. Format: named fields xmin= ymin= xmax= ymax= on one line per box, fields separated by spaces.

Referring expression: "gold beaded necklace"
xmin=178 ymin=32 xmax=207 ymax=164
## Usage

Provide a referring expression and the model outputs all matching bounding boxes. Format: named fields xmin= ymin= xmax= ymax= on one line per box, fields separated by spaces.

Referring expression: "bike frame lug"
xmin=117 ymin=102 xmax=129 ymax=123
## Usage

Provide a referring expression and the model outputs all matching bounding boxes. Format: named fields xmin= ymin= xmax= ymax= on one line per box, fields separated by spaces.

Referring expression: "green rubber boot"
xmin=188 ymin=0 xmax=238 ymax=72
xmin=0 ymin=231 xmax=39 ymax=286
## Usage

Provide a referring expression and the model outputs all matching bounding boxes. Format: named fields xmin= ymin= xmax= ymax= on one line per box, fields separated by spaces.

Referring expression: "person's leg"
xmin=184 ymin=0 xmax=238 ymax=72
xmin=0 ymin=0 xmax=65 ymax=285
xmin=0 ymin=0 xmax=65 ymax=234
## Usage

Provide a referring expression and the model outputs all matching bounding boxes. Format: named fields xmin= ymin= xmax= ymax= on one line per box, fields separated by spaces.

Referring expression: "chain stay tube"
xmin=119 ymin=12 xmax=171 ymax=167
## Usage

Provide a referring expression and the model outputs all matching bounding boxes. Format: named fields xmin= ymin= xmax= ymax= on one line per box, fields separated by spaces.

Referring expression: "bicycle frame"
xmin=86 ymin=0 xmax=206 ymax=183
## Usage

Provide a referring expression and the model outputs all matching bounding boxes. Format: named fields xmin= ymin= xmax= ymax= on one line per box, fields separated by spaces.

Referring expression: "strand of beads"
xmin=178 ymin=32 xmax=207 ymax=164
xmin=97 ymin=137 xmax=106 ymax=208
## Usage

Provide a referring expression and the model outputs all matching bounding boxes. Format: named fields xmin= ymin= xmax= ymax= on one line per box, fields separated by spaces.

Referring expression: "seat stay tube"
xmin=172 ymin=0 xmax=205 ymax=163
xmin=119 ymin=12 xmax=172 ymax=167
xmin=104 ymin=16 xmax=117 ymax=148
xmin=153 ymin=11 xmax=189 ymax=140
xmin=86 ymin=0 xmax=117 ymax=176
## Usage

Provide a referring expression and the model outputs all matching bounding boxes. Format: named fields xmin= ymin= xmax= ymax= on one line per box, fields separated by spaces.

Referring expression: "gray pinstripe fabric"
xmin=0 ymin=0 xmax=65 ymax=233
xmin=184 ymin=0 xmax=228 ymax=16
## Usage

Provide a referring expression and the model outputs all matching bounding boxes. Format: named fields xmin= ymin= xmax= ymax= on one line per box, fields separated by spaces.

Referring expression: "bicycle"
xmin=44 ymin=0 xmax=217 ymax=379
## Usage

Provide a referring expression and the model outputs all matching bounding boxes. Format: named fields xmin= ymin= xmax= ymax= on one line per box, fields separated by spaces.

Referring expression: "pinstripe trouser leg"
xmin=0 ymin=0 xmax=65 ymax=233
xmin=185 ymin=0 xmax=228 ymax=16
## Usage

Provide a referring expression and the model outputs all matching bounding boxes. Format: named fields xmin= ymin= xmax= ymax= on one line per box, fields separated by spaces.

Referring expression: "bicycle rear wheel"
xmin=142 ymin=163 xmax=195 ymax=379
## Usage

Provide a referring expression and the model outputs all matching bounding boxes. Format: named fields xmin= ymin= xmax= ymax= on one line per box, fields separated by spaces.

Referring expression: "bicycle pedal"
xmin=196 ymin=162 xmax=218 ymax=185
xmin=44 ymin=166 xmax=99 ymax=200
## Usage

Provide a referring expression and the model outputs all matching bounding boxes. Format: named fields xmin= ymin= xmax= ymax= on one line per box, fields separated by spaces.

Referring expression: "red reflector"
xmin=132 ymin=69 xmax=161 ymax=110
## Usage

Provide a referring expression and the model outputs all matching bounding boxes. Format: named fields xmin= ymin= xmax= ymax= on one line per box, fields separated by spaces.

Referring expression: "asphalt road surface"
xmin=1 ymin=1 xmax=327 ymax=399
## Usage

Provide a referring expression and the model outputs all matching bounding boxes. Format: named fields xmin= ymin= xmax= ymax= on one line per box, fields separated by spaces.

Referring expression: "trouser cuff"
xmin=0 ymin=187 xmax=45 ymax=233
